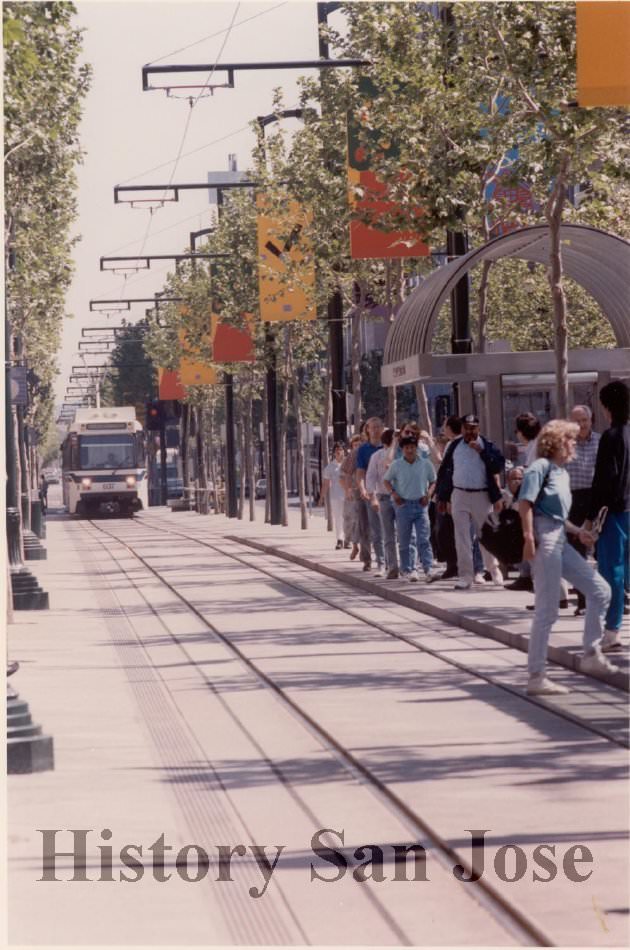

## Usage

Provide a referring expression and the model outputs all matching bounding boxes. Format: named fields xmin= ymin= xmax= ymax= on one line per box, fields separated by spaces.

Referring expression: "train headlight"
xmin=81 ymin=478 xmax=92 ymax=489
xmin=125 ymin=475 xmax=136 ymax=487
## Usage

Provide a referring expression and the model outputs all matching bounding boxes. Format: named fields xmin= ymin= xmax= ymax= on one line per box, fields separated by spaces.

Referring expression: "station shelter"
xmin=381 ymin=224 xmax=630 ymax=458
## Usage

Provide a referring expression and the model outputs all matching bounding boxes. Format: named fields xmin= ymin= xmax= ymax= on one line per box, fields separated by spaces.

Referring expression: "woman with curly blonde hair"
xmin=518 ymin=419 xmax=617 ymax=695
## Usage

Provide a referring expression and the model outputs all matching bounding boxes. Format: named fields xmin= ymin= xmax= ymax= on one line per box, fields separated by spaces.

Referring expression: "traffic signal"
xmin=145 ymin=400 xmax=166 ymax=430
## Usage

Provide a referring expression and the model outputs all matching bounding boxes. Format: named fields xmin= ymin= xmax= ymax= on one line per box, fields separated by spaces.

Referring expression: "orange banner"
xmin=211 ymin=313 xmax=256 ymax=362
xmin=577 ymin=2 xmax=630 ymax=106
xmin=347 ymin=78 xmax=429 ymax=259
xmin=158 ymin=367 xmax=185 ymax=400
xmin=257 ymin=199 xmax=316 ymax=322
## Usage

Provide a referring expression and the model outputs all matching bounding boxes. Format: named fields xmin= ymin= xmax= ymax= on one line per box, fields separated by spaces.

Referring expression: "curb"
xmin=226 ymin=534 xmax=629 ymax=694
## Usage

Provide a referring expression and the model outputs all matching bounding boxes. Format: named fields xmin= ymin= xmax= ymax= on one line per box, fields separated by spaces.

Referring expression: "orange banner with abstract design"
xmin=257 ymin=198 xmax=316 ymax=322
xmin=347 ymin=78 xmax=429 ymax=259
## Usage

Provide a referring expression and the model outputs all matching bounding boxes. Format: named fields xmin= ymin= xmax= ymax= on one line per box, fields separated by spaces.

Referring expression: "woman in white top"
xmin=322 ymin=443 xmax=347 ymax=548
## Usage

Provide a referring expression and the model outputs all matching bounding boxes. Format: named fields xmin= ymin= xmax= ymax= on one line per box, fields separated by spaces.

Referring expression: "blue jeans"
xmin=596 ymin=511 xmax=629 ymax=632
xmin=395 ymin=501 xmax=433 ymax=575
xmin=364 ymin=498 xmax=384 ymax=568
xmin=529 ymin=516 xmax=610 ymax=676
xmin=377 ymin=494 xmax=398 ymax=571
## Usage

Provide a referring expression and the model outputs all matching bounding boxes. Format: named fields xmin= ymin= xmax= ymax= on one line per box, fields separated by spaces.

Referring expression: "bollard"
xmin=30 ymin=498 xmax=45 ymax=540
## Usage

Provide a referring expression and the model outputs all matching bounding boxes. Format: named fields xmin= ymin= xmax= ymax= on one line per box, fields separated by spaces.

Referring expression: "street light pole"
xmin=318 ymin=2 xmax=348 ymax=445
xmin=256 ymin=111 xmax=304 ymax=526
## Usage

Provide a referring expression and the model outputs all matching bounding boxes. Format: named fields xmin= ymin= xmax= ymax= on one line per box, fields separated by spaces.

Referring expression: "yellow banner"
xmin=178 ymin=328 xmax=219 ymax=386
xmin=257 ymin=198 xmax=316 ymax=322
xmin=577 ymin=2 xmax=630 ymax=106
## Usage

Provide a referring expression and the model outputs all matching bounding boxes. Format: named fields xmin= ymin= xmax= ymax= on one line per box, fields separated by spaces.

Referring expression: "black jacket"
xmin=588 ymin=423 xmax=629 ymax=517
xmin=436 ymin=436 xmax=505 ymax=504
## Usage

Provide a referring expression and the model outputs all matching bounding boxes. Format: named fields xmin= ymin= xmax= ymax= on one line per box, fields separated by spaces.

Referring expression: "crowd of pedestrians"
xmin=322 ymin=379 xmax=629 ymax=694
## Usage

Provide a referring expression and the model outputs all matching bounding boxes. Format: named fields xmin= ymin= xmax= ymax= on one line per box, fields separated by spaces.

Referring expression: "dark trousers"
xmin=567 ymin=488 xmax=592 ymax=610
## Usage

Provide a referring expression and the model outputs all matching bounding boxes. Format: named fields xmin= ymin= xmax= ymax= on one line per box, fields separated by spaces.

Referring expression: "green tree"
xmin=4 ymin=1 xmax=91 ymax=451
xmin=100 ymin=321 xmax=156 ymax=414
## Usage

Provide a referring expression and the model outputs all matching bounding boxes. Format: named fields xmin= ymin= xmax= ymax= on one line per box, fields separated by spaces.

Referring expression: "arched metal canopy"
xmin=382 ymin=224 xmax=630 ymax=387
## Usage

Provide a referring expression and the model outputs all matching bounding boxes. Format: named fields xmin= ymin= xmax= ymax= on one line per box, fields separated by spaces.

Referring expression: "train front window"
xmin=79 ymin=434 xmax=136 ymax=470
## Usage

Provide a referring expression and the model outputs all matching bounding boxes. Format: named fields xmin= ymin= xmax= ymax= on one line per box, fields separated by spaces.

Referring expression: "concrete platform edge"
xmin=226 ymin=534 xmax=630 ymax=694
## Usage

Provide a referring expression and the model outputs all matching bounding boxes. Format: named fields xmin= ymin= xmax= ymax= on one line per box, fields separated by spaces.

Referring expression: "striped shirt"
xmin=366 ymin=447 xmax=391 ymax=495
xmin=565 ymin=430 xmax=600 ymax=490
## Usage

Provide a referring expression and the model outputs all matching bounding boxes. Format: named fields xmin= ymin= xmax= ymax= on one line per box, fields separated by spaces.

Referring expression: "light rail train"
xmin=61 ymin=406 xmax=147 ymax=517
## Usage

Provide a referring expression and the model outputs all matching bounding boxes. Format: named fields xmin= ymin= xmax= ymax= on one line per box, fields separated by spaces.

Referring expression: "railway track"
xmin=78 ymin=512 xmax=628 ymax=945
xmin=93 ymin=512 xmax=629 ymax=751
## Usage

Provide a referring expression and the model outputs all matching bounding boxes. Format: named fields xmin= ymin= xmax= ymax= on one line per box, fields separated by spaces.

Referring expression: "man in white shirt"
xmin=436 ymin=415 xmax=505 ymax=590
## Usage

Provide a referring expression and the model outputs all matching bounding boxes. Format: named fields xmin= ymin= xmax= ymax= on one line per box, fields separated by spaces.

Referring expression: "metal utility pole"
xmin=224 ymin=373 xmax=237 ymax=517
xmin=318 ymin=2 xmax=348 ymax=445
xmin=256 ymin=111 xmax=303 ymax=526
xmin=215 ymin=186 xmax=239 ymax=520
xmin=440 ymin=3 xmax=472 ymax=364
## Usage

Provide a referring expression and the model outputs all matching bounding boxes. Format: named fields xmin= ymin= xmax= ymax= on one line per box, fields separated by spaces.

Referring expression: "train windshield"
xmin=79 ymin=434 xmax=136 ymax=470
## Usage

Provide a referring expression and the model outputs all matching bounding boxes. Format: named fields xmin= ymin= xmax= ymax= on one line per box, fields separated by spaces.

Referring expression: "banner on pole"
xmin=158 ymin=367 xmax=186 ymax=400
xmin=178 ymin=329 xmax=220 ymax=386
xmin=577 ymin=2 xmax=630 ymax=107
xmin=257 ymin=198 xmax=316 ymax=322
xmin=211 ymin=313 xmax=256 ymax=362
xmin=347 ymin=78 xmax=429 ymax=259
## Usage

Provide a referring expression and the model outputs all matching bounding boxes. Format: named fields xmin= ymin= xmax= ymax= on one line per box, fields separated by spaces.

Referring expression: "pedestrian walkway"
xmin=8 ymin=504 xmax=629 ymax=946
xmin=172 ymin=500 xmax=630 ymax=692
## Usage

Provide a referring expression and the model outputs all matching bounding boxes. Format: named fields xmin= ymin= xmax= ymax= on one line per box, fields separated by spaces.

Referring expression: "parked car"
xmin=255 ymin=478 xmax=267 ymax=499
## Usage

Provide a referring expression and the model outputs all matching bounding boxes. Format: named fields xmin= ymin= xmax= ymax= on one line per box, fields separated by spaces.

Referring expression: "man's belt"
xmin=453 ymin=486 xmax=486 ymax=492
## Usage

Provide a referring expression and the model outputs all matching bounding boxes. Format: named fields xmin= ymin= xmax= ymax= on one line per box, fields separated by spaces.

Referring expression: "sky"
xmin=58 ymin=0 xmax=339 ymax=409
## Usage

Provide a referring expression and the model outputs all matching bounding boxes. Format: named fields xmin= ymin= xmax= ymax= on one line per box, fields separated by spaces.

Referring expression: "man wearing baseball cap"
xmin=435 ymin=414 xmax=506 ymax=589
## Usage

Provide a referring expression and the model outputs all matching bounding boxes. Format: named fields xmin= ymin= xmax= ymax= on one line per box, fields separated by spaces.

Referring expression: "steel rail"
xmin=83 ymin=514 xmax=565 ymax=947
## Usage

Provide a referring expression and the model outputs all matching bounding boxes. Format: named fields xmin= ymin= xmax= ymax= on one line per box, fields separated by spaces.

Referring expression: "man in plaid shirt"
xmin=565 ymin=405 xmax=600 ymax=613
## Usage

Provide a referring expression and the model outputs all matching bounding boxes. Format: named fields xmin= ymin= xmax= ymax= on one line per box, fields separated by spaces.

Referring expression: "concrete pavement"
xmin=7 ymin=498 xmax=629 ymax=946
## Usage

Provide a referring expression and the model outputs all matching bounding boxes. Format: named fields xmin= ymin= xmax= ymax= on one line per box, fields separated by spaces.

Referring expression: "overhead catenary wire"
xmin=114 ymin=0 xmax=242 ymax=300
xmin=146 ymin=1 xmax=288 ymax=66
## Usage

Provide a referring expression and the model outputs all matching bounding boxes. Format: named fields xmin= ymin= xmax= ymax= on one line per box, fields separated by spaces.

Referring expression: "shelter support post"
xmin=456 ymin=381 xmax=474 ymax=417
xmin=483 ymin=376 xmax=504 ymax=448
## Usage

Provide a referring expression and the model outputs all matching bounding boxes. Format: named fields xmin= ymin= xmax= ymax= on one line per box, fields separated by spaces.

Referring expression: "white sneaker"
xmin=454 ymin=579 xmax=472 ymax=590
xmin=580 ymin=650 xmax=621 ymax=676
xmin=601 ymin=629 xmax=623 ymax=653
xmin=473 ymin=573 xmax=486 ymax=585
xmin=373 ymin=567 xmax=384 ymax=578
xmin=424 ymin=569 xmax=435 ymax=582
xmin=490 ymin=569 xmax=504 ymax=587
xmin=408 ymin=570 xmax=419 ymax=583
xmin=527 ymin=675 xmax=570 ymax=696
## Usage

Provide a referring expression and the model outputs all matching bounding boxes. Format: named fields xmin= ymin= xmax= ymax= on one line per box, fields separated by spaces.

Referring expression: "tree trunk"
xmin=477 ymin=259 xmax=493 ymax=354
xmin=237 ymin=400 xmax=246 ymax=520
xmin=320 ymin=358 xmax=333 ymax=532
xmin=414 ymin=382 xmax=433 ymax=438
xmin=545 ymin=152 xmax=571 ymax=419
xmin=195 ymin=406 xmax=209 ymax=515
xmin=385 ymin=261 xmax=397 ymax=429
xmin=279 ymin=326 xmax=290 ymax=526
xmin=181 ymin=403 xmax=190 ymax=502
xmin=207 ymin=398 xmax=218 ymax=514
xmin=289 ymin=349 xmax=308 ymax=530
xmin=351 ymin=281 xmax=365 ymax=431
xmin=261 ymin=380 xmax=271 ymax=523
xmin=245 ymin=384 xmax=255 ymax=522
xmin=17 ymin=407 xmax=30 ymax=530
